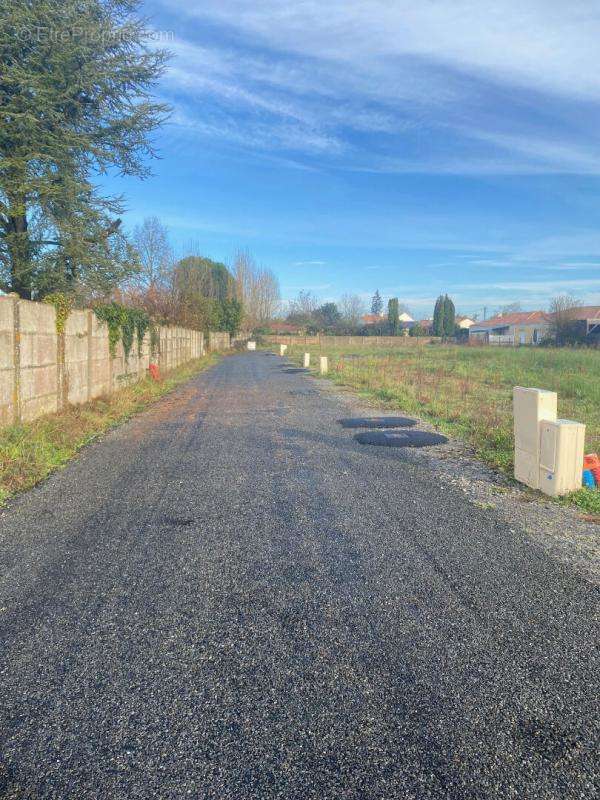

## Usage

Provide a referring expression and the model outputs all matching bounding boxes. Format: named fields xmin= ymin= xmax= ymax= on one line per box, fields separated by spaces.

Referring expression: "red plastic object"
xmin=148 ymin=363 xmax=161 ymax=382
xmin=583 ymin=453 xmax=600 ymax=484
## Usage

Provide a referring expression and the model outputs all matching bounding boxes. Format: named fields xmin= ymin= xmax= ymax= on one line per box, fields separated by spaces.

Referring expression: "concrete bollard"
xmin=279 ymin=344 xmax=288 ymax=356
xmin=320 ymin=356 xmax=328 ymax=375
xmin=247 ymin=341 xmax=256 ymax=351
xmin=303 ymin=352 xmax=310 ymax=368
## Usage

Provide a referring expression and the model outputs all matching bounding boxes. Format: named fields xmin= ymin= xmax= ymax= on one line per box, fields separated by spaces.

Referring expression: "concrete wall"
xmin=0 ymin=294 xmax=208 ymax=427
xmin=0 ymin=297 xmax=15 ymax=427
xmin=261 ymin=334 xmax=437 ymax=347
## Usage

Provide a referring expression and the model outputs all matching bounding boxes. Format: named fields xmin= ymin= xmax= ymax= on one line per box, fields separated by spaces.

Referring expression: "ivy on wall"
xmin=93 ymin=303 xmax=152 ymax=360
xmin=40 ymin=297 xmax=157 ymax=361
xmin=43 ymin=293 xmax=73 ymax=334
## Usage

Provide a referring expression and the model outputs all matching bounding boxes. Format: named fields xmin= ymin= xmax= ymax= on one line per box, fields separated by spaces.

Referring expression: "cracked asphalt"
xmin=0 ymin=351 xmax=598 ymax=799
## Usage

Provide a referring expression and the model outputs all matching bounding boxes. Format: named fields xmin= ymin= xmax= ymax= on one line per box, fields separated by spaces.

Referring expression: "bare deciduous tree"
xmin=286 ymin=290 xmax=319 ymax=324
xmin=122 ymin=217 xmax=178 ymax=322
xmin=339 ymin=293 xmax=366 ymax=327
xmin=131 ymin=217 xmax=173 ymax=291
xmin=233 ymin=250 xmax=281 ymax=328
xmin=548 ymin=295 xmax=581 ymax=345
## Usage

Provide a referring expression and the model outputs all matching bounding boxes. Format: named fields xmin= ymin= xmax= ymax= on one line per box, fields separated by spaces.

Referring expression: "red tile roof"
xmin=472 ymin=311 xmax=548 ymax=329
xmin=361 ymin=314 xmax=385 ymax=325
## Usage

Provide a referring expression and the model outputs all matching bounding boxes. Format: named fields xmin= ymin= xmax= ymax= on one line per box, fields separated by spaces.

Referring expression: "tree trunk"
xmin=5 ymin=203 xmax=32 ymax=299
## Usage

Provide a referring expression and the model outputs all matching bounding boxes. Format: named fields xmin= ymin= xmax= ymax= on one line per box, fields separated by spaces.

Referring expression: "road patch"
xmin=339 ymin=416 xmax=417 ymax=428
xmin=355 ymin=430 xmax=448 ymax=447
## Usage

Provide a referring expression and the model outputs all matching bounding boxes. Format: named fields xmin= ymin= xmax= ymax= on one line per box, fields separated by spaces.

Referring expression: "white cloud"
xmin=155 ymin=1 xmax=600 ymax=172
xmin=169 ymin=107 xmax=343 ymax=154
xmin=162 ymin=1 xmax=600 ymax=98
xmin=293 ymin=260 xmax=327 ymax=266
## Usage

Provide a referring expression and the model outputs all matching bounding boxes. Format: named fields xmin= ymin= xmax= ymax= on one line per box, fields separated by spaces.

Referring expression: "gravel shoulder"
xmin=317 ymin=377 xmax=600 ymax=584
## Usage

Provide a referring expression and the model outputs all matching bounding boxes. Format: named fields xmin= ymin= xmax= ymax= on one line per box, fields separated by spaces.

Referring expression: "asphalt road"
xmin=0 ymin=352 xmax=598 ymax=800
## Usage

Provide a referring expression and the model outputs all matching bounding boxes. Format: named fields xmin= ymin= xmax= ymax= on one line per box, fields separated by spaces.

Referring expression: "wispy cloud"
xmin=156 ymin=0 xmax=600 ymax=174
xmin=293 ymin=260 xmax=327 ymax=266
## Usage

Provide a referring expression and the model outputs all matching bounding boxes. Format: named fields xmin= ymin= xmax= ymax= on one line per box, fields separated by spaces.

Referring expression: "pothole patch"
xmin=355 ymin=430 xmax=448 ymax=448
xmin=284 ymin=368 xmax=309 ymax=374
xmin=339 ymin=416 xmax=417 ymax=429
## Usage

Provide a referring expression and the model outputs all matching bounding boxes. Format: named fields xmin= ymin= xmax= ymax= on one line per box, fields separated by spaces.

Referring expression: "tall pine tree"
xmin=0 ymin=0 xmax=170 ymax=298
xmin=432 ymin=295 xmax=444 ymax=336
xmin=443 ymin=295 xmax=456 ymax=337
xmin=371 ymin=290 xmax=383 ymax=316
xmin=387 ymin=297 xmax=400 ymax=335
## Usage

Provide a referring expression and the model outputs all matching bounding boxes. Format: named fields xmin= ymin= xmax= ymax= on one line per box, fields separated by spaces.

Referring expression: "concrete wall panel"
xmin=0 ymin=297 xmax=15 ymax=426
xmin=65 ymin=310 xmax=89 ymax=406
xmin=18 ymin=300 xmax=58 ymax=421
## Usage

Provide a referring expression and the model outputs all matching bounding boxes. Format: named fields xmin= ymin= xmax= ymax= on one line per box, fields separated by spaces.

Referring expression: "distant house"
xmin=361 ymin=313 xmax=385 ymax=326
xmin=469 ymin=311 xmax=550 ymax=345
xmin=416 ymin=316 xmax=472 ymax=336
xmin=361 ymin=311 xmax=414 ymax=327
xmin=571 ymin=306 xmax=600 ymax=342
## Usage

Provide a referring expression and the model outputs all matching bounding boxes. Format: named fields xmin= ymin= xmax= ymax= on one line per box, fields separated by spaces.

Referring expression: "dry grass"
xmin=0 ymin=355 xmax=219 ymax=506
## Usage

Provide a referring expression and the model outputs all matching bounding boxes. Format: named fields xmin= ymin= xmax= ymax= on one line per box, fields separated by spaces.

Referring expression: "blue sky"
xmin=104 ymin=1 xmax=600 ymax=318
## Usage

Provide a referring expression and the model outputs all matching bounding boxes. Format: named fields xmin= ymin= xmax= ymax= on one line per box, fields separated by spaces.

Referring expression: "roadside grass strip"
xmin=0 ymin=355 xmax=220 ymax=506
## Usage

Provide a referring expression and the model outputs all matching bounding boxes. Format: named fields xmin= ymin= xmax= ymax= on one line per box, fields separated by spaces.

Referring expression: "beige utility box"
xmin=279 ymin=344 xmax=287 ymax=356
xmin=513 ymin=387 xmax=557 ymax=490
xmin=247 ymin=340 xmax=256 ymax=351
xmin=539 ymin=420 xmax=586 ymax=497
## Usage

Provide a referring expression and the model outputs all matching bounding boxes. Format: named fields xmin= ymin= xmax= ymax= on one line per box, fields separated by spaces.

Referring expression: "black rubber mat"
xmin=339 ymin=417 xmax=417 ymax=428
xmin=354 ymin=430 xmax=448 ymax=448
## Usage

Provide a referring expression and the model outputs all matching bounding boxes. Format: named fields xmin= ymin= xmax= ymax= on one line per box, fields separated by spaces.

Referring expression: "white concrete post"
xmin=279 ymin=344 xmax=287 ymax=356
xmin=303 ymin=352 xmax=310 ymax=368
xmin=320 ymin=356 xmax=328 ymax=375
xmin=247 ymin=341 xmax=256 ymax=350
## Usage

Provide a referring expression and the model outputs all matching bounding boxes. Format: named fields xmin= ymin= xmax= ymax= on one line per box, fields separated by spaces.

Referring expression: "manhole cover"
xmin=339 ymin=416 xmax=417 ymax=428
xmin=354 ymin=430 xmax=448 ymax=448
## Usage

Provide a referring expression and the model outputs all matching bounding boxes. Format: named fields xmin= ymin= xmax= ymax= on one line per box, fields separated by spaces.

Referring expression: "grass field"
xmin=284 ymin=341 xmax=600 ymax=513
xmin=0 ymin=353 xmax=220 ymax=506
